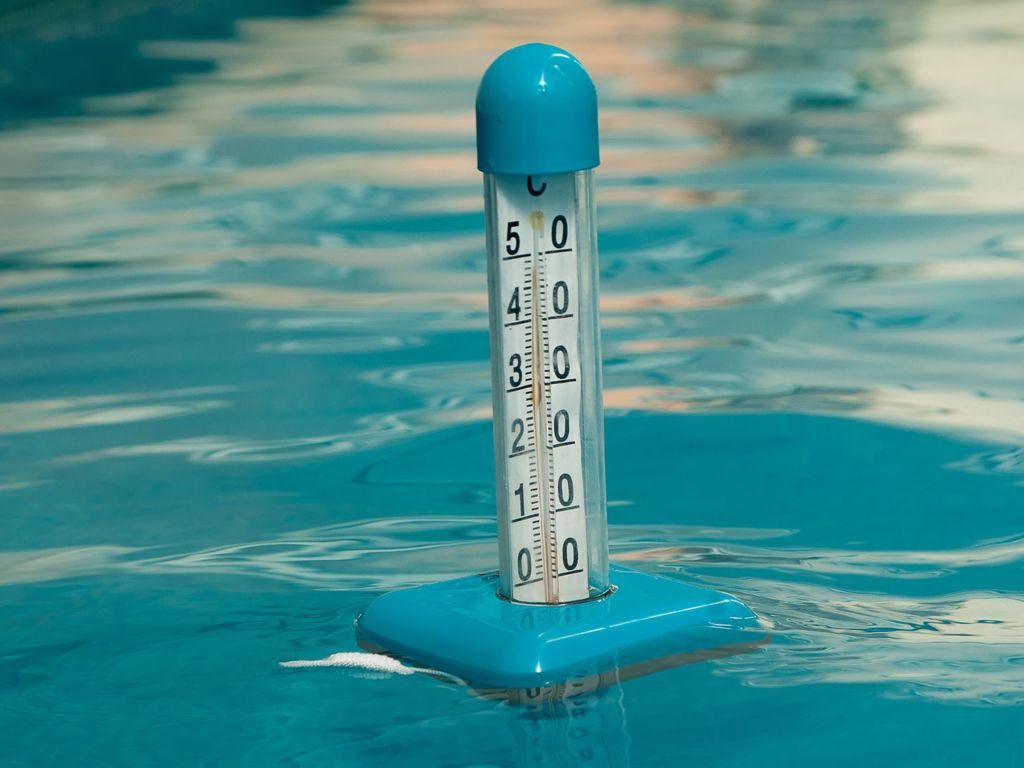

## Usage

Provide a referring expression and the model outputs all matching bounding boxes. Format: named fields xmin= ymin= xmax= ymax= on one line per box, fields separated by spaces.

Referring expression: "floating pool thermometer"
xmin=357 ymin=43 xmax=761 ymax=690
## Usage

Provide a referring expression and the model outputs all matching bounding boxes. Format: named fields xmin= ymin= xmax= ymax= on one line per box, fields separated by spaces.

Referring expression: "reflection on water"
xmin=2 ymin=0 xmax=1024 ymax=765
xmin=506 ymin=679 xmax=633 ymax=768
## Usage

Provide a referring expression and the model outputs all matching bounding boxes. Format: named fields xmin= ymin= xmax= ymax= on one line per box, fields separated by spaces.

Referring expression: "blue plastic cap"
xmin=476 ymin=43 xmax=600 ymax=175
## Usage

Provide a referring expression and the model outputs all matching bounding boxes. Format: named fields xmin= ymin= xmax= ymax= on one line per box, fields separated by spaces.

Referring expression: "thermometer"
xmin=479 ymin=45 xmax=608 ymax=605
xmin=356 ymin=44 xmax=761 ymax=692
xmin=485 ymin=171 xmax=606 ymax=603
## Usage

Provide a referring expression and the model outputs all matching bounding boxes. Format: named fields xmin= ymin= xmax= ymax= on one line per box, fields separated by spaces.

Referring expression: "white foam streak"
xmin=279 ymin=652 xmax=416 ymax=674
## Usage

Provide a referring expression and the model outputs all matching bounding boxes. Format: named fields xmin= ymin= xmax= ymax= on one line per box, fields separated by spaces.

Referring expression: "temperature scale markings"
xmin=514 ymin=577 xmax=544 ymax=587
xmin=512 ymin=513 xmax=540 ymax=522
xmin=495 ymin=172 xmax=590 ymax=604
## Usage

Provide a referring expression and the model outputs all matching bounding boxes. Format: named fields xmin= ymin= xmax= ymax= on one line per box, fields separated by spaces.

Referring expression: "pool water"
xmin=2 ymin=0 xmax=1024 ymax=764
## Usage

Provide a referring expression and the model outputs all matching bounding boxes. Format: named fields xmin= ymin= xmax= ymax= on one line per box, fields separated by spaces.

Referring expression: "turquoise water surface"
xmin=2 ymin=0 xmax=1023 ymax=765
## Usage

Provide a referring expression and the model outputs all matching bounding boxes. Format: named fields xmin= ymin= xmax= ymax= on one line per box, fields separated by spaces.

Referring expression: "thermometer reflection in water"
xmin=485 ymin=170 xmax=607 ymax=603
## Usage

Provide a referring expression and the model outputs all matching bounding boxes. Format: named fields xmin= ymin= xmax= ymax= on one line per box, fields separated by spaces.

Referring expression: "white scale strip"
xmin=495 ymin=173 xmax=589 ymax=603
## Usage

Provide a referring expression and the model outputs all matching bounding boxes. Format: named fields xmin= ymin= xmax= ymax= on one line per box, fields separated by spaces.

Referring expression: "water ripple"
xmin=3 ymin=519 xmax=1020 ymax=706
xmin=0 ymin=387 xmax=231 ymax=435
xmin=2 ymin=0 xmax=1024 ymax=757
xmin=61 ymin=398 xmax=488 ymax=465
xmin=721 ymin=582 xmax=1024 ymax=706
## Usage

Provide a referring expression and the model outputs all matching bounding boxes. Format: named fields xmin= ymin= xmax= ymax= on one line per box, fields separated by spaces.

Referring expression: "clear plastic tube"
xmin=484 ymin=169 xmax=608 ymax=604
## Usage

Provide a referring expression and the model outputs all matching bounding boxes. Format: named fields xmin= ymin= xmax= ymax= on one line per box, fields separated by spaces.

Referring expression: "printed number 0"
xmin=557 ymin=473 xmax=574 ymax=507
xmin=553 ymin=346 xmax=571 ymax=380
xmin=554 ymin=409 xmax=570 ymax=443
xmin=551 ymin=215 xmax=568 ymax=249
xmin=552 ymin=281 xmax=569 ymax=315
xmin=517 ymin=547 xmax=532 ymax=581
xmin=562 ymin=537 xmax=579 ymax=571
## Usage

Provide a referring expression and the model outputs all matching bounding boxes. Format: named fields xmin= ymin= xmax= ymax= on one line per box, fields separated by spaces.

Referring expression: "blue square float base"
xmin=356 ymin=564 xmax=764 ymax=689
